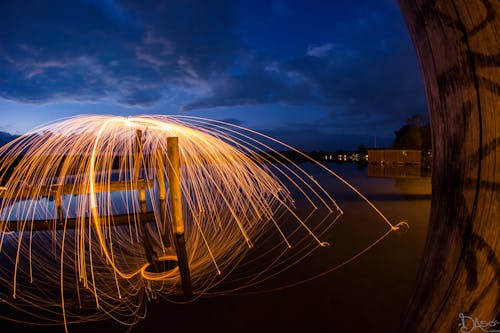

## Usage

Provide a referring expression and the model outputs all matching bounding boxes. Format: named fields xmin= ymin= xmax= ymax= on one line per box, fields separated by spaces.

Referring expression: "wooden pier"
xmin=0 ymin=134 xmax=193 ymax=296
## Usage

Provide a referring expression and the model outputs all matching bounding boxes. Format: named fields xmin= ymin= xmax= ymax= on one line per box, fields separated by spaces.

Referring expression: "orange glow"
xmin=0 ymin=115 xmax=407 ymax=330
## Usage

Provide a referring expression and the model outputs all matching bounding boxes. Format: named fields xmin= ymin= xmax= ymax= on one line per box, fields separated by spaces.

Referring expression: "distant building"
xmin=367 ymin=148 xmax=422 ymax=165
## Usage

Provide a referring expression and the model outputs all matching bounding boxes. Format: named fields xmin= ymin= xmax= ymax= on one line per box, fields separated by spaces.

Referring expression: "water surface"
xmin=1 ymin=163 xmax=431 ymax=333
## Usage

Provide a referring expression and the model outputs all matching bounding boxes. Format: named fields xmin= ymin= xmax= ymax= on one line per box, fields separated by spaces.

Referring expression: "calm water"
xmin=1 ymin=163 xmax=431 ymax=333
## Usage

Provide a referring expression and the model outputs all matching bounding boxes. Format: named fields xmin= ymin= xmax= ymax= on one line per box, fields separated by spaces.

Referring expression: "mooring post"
xmin=166 ymin=137 xmax=192 ymax=297
xmin=155 ymin=148 xmax=170 ymax=248
xmin=55 ymin=192 xmax=63 ymax=222
xmin=134 ymin=130 xmax=147 ymax=213
xmin=135 ymin=129 xmax=157 ymax=266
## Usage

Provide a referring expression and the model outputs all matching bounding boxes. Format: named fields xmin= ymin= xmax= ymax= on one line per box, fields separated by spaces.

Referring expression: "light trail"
xmin=0 ymin=115 xmax=407 ymax=330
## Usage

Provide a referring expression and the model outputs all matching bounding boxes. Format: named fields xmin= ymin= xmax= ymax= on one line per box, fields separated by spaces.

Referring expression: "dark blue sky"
xmin=0 ymin=0 xmax=426 ymax=150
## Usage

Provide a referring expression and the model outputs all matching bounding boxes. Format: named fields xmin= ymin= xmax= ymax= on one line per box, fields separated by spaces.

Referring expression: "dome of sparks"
xmin=0 ymin=115 xmax=406 ymax=329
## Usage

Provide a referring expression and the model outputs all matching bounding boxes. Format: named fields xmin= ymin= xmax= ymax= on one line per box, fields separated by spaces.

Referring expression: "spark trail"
xmin=0 ymin=115 xmax=407 ymax=330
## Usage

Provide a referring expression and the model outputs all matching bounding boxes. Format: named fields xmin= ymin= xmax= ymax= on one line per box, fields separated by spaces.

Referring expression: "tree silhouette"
xmin=393 ymin=114 xmax=431 ymax=150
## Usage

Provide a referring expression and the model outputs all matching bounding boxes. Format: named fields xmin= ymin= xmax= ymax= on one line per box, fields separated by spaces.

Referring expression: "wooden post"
xmin=398 ymin=1 xmax=500 ymax=332
xmin=135 ymin=130 xmax=147 ymax=213
xmin=55 ymin=192 xmax=63 ymax=222
xmin=167 ymin=137 xmax=192 ymax=297
xmin=134 ymin=130 xmax=142 ymax=181
xmin=156 ymin=149 xmax=167 ymax=202
xmin=135 ymin=130 xmax=157 ymax=266
xmin=155 ymin=148 xmax=170 ymax=248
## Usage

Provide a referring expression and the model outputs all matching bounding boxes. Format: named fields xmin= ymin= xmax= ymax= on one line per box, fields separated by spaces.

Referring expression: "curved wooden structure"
xmin=398 ymin=1 xmax=500 ymax=331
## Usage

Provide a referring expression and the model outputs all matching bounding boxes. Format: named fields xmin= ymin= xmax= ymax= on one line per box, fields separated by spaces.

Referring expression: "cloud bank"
xmin=0 ymin=0 xmax=426 ymax=144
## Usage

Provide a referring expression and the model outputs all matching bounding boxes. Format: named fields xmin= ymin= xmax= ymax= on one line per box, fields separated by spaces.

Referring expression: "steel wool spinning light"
xmin=0 ymin=115 xmax=407 ymax=330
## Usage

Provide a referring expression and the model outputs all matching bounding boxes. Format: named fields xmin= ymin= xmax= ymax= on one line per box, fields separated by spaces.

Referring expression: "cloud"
xmin=184 ymin=37 xmax=425 ymax=129
xmin=307 ymin=43 xmax=334 ymax=58
xmin=0 ymin=0 xmax=426 ymax=140
xmin=184 ymin=1 xmax=426 ymax=130
xmin=0 ymin=131 xmax=19 ymax=147
xmin=0 ymin=0 xmax=238 ymax=106
xmin=182 ymin=65 xmax=315 ymax=111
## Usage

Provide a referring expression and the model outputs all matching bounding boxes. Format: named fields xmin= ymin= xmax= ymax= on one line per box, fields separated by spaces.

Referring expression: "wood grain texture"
xmin=398 ymin=0 xmax=500 ymax=332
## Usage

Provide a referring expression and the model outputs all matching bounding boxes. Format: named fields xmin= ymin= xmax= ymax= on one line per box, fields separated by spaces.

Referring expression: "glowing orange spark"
xmin=0 ymin=115 xmax=407 ymax=330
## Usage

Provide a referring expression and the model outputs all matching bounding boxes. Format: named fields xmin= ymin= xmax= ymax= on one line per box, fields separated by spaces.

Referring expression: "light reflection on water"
xmin=1 ymin=169 xmax=157 ymax=221
xmin=133 ymin=162 xmax=432 ymax=333
xmin=0 ymin=163 xmax=431 ymax=333
xmin=1 ymin=191 xmax=142 ymax=221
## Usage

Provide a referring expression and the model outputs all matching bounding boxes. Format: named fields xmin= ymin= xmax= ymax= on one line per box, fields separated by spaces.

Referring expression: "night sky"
xmin=0 ymin=0 xmax=426 ymax=150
